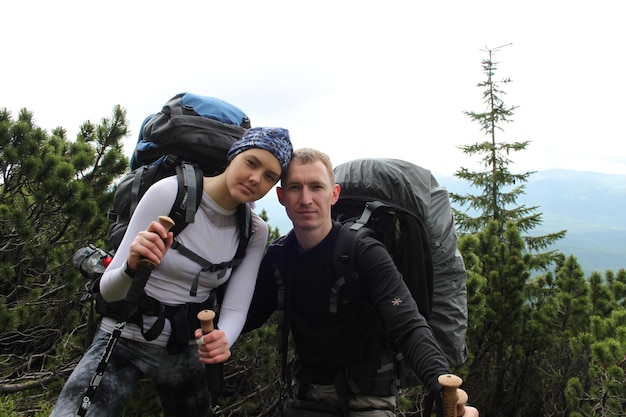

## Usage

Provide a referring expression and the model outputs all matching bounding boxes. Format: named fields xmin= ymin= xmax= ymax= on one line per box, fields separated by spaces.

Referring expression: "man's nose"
xmin=299 ymin=187 xmax=314 ymax=204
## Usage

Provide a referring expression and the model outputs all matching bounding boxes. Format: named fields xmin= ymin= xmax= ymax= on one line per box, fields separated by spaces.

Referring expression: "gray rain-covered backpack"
xmin=332 ymin=158 xmax=468 ymax=370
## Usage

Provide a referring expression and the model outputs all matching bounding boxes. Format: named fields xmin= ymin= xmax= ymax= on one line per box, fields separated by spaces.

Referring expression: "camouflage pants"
xmin=306 ymin=383 xmax=396 ymax=417
xmin=50 ymin=328 xmax=211 ymax=417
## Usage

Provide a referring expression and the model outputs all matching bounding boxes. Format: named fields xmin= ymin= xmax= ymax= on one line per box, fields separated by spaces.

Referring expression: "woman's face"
xmin=226 ymin=148 xmax=283 ymax=204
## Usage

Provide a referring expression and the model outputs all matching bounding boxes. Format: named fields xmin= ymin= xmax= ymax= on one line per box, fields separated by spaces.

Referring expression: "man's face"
xmin=277 ymin=160 xmax=340 ymax=232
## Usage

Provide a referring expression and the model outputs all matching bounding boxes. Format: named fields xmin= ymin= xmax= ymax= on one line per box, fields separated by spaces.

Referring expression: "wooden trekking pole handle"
xmin=438 ymin=374 xmax=465 ymax=417
xmin=197 ymin=309 xmax=216 ymax=334
xmin=137 ymin=216 xmax=175 ymax=270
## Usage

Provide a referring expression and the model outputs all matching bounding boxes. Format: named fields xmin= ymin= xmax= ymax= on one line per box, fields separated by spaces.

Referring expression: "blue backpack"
xmin=107 ymin=92 xmax=252 ymax=250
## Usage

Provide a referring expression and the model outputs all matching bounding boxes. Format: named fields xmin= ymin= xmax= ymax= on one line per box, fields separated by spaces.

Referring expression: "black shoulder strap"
xmin=272 ymin=233 xmax=297 ymax=399
xmin=171 ymin=203 xmax=253 ymax=296
xmin=331 ymin=201 xmax=386 ymax=313
xmin=169 ymin=160 xmax=204 ymax=236
xmin=232 ymin=202 xmax=253 ymax=267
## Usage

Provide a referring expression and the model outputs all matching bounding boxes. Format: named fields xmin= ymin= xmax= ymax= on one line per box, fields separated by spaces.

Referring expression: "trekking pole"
xmin=438 ymin=374 xmax=466 ymax=417
xmin=197 ymin=309 xmax=222 ymax=396
xmin=76 ymin=215 xmax=175 ymax=417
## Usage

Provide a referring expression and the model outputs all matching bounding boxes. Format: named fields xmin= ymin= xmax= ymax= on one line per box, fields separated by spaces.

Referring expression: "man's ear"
xmin=331 ymin=184 xmax=341 ymax=205
xmin=276 ymin=187 xmax=285 ymax=206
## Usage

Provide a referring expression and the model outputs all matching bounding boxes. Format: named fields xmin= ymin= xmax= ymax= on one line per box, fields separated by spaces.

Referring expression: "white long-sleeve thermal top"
xmin=98 ymin=175 xmax=268 ymax=348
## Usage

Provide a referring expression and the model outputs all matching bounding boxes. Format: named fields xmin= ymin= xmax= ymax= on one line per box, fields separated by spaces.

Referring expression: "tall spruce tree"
xmin=454 ymin=45 xmax=567 ymax=417
xmin=451 ymin=44 xmax=565 ymax=271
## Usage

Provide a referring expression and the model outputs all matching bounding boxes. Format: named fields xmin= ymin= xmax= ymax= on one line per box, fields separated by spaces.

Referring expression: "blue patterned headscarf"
xmin=227 ymin=127 xmax=293 ymax=174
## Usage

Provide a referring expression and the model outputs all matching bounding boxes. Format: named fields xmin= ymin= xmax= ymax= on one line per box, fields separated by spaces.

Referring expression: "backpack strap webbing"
xmin=129 ymin=166 xmax=147 ymax=218
xmin=271 ymin=233 xmax=297 ymax=398
xmin=170 ymin=202 xmax=253 ymax=296
xmin=168 ymin=160 xmax=204 ymax=237
xmin=331 ymin=201 xmax=389 ymax=314
xmin=233 ymin=202 xmax=253 ymax=267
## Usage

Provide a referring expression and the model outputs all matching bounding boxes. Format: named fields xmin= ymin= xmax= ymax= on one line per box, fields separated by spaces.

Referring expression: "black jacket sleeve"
xmin=241 ymin=241 xmax=281 ymax=333
xmin=355 ymin=236 xmax=451 ymax=392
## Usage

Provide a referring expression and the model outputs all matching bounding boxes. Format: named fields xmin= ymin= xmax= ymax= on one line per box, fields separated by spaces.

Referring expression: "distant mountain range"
xmin=254 ymin=169 xmax=626 ymax=277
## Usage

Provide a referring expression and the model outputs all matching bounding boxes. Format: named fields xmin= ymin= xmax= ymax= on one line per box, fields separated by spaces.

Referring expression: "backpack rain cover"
xmin=333 ymin=158 xmax=468 ymax=367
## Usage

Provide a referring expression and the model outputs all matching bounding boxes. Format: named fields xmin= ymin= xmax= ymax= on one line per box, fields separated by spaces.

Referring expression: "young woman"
xmin=50 ymin=127 xmax=293 ymax=417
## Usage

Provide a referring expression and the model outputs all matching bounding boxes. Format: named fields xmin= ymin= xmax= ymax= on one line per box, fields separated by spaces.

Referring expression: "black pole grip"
xmin=124 ymin=264 xmax=153 ymax=304
xmin=123 ymin=215 xmax=174 ymax=304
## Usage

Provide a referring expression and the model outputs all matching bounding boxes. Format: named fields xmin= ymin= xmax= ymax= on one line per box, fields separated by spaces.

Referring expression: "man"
xmin=233 ymin=148 xmax=478 ymax=416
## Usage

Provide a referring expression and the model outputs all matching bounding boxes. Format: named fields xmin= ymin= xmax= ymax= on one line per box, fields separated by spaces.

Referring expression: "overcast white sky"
xmin=2 ymin=0 xmax=625 ymax=177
